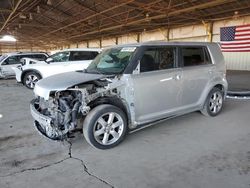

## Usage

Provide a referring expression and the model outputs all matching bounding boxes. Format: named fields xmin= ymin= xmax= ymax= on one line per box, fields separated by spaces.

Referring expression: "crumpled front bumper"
xmin=30 ymin=99 xmax=63 ymax=140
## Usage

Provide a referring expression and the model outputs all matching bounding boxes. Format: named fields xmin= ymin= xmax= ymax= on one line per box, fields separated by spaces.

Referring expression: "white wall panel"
xmin=118 ymin=34 xmax=137 ymax=44
xmin=223 ymin=52 xmax=250 ymax=70
xmin=141 ymin=29 xmax=166 ymax=42
xmin=69 ymin=43 xmax=77 ymax=48
xmin=78 ymin=42 xmax=88 ymax=48
xmin=102 ymin=38 xmax=116 ymax=47
xmin=170 ymin=36 xmax=206 ymax=42
xmin=89 ymin=40 xmax=100 ymax=48
xmin=170 ymin=24 xmax=206 ymax=40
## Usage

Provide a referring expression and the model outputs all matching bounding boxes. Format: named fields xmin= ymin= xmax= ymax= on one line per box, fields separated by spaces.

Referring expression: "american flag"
xmin=220 ymin=24 xmax=250 ymax=52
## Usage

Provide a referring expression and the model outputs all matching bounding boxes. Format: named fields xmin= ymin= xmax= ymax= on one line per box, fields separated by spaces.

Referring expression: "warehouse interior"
xmin=1 ymin=0 xmax=250 ymax=69
xmin=0 ymin=1 xmax=250 ymax=188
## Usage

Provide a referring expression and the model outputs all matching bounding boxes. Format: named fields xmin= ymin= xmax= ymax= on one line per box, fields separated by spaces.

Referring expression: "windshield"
xmin=49 ymin=51 xmax=70 ymax=62
xmin=0 ymin=55 xmax=7 ymax=62
xmin=86 ymin=47 xmax=137 ymax=74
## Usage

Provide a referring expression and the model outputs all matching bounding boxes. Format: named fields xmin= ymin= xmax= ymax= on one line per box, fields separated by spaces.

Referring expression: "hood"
xmin=34 ymin=71 xmax=105 ymax=100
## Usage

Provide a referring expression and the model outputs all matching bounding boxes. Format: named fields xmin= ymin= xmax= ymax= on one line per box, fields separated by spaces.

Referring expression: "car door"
xmin=179 ymin=46 xmax=214 ymax=109
xmin=42 ymin=51 xmax=71 ymax=77
xmin=0 ymin=55 xmax=21 ymax=76
xmin=131 ymin=46 xmax=183 ymax=123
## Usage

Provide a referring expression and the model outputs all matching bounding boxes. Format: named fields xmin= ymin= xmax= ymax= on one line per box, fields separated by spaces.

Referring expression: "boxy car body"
xmin=30 ymin=42 xmax=228 ymax=149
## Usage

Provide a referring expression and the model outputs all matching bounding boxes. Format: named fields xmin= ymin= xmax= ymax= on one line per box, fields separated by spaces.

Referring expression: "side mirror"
xmin=45 ymin=57 xmax=53 ymax=63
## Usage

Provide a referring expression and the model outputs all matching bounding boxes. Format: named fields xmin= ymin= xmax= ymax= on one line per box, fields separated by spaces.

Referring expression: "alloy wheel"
xmin=93 ymin=112 xmax=124 ymax=145
xmin=209 ymin=91 xmax=223 ymax=114
xmin=25 ymin=74 xmax=38 ymax=89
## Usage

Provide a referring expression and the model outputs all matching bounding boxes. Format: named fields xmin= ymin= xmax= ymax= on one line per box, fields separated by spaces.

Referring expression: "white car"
xmin=0 ymin=52 xmax=48 ymax=78
xmin=13 ymin=48 xmax=101 ymax=89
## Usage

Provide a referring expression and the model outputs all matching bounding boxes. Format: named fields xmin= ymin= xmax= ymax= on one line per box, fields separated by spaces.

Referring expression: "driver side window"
xmin=3 ymin=56 xmax=20 ymax=65
xmin=140 ymin=47 xmax=175 ymax=73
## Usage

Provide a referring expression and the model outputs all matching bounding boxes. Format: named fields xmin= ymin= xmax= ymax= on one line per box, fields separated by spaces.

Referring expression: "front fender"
xmin=21 ymin=69 xmax=43 ymax=83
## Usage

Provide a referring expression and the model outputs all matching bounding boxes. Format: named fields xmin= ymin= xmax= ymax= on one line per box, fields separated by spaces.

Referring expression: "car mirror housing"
xmin=45 ymin=57 xmax=53 ymax=63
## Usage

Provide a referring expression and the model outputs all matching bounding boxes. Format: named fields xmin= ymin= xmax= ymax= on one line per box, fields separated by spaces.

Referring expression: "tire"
xmin=201 ymin=87 xmax=224 ymax=117
xmin=83 ymin=104 xmax=128 ymax=149
xmin=23 ymin=71 xmax=41 ymax=89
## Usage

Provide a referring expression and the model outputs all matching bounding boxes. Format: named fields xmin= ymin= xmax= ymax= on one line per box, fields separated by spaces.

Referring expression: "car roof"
xmin=108 ymin=41 xmax=220 ymax=48
xmin=61 ymin=48 xmax=101 ymax=52
xmin=3 ymin=52 xmax=47 ymax=56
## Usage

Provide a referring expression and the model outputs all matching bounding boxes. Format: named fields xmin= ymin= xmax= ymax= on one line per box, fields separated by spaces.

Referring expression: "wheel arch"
xmin=21 ymin=69 xmax=42 ymax=83
xmin=199 ymin=78 xmax=227 ymax=108
xmin=88 ymin=96 xmax=131 ymax=125
xmin=213 ymin=84 xmax=225 ymax=93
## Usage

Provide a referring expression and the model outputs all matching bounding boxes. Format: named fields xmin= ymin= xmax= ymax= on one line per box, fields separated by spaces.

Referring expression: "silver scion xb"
xmin=30 ymin=41 xmax=228 ymax=149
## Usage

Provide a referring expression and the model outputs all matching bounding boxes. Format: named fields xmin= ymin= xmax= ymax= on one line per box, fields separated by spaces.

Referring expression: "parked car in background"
xmin=30 ymin=41 xmax=228 ymax=149
xmin=13 ymin=48 xmax=101 ymax=89
xmin=0 ymin=52 xmax=48 ymax=78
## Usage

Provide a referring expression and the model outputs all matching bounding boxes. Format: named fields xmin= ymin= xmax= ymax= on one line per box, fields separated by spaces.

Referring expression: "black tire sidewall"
xmin=83 ymin=104 xmax=128 ymax=149
xmin=23 ymin=71 xmax=41 ymax=89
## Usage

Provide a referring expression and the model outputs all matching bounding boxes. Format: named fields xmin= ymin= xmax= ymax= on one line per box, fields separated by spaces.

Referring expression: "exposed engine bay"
xmin=32 ymin=77 xmax=131 ymax=140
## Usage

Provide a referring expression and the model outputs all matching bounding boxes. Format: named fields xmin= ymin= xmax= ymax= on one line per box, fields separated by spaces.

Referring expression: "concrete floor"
xmin=0 ymin=79 xmax=250 ymax=188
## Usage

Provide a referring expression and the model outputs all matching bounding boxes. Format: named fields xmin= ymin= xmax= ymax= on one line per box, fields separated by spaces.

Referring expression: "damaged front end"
xmin=30 ymin=77 xmax=131 ymax=140
xmin=31 ymin=90 xmax=84 ymax=140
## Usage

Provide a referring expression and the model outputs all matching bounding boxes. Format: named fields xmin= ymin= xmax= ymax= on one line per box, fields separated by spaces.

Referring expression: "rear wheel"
xmin=201 ymin=87 xmax=224 ymax=117
xmin=83 ymin=104 xmax=128 ymax=149
xmin=23 ymin=71 xmax=41 ymax=89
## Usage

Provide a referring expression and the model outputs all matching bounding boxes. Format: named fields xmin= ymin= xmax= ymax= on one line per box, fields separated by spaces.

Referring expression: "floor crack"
xmin=71 ymin=156 xmax=114 ymax=188
xmin=0 ymin=157 xmax=70 ymax=178
xmin=66 ymin=140 xmax=114 ymax=188
xmin=1 ymin=140 xmax=114 ymax=187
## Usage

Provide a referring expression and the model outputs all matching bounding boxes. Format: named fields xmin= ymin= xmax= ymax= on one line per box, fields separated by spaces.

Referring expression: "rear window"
xmin=32 ymin=54 xmax=47 ymax=60
xmin=70 ymin=51 xmax=99 ymax=61
xmin=181 ymin=47 xmax=211 ymax=67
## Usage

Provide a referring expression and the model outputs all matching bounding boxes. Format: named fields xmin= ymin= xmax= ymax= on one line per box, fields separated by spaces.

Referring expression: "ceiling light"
xmin=0 ymin=35 xmax=17 ymax=42
xmin=233 ymin=11 xmax=239 ymax=20
xmin=37 ymin=6 xmax=41 ymax=13
xmin=47 ymin=0 xmax=52 ymax=5
xmin=145 ymin=13 xmax=150 ymax=22
xmin=29 ymin=13 xmax=33 ymax=20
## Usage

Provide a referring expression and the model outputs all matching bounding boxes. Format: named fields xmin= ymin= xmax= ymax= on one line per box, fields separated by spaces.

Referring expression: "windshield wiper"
xmin=84 ymin=68 xmax=104 ymax=74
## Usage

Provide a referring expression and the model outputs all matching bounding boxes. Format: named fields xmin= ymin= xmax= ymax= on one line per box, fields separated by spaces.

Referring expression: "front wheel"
xmin=83 ymin=104 xmax=128 ymax=149
xmin=201 ymin=87 xmax=224 ymax=117
xmin=23 ymin=71 xmax=41 ymax=89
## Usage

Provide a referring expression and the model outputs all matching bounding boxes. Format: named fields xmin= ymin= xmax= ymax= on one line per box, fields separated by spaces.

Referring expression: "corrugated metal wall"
xmin=57 ymin=16 xmax=250 ymax=71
